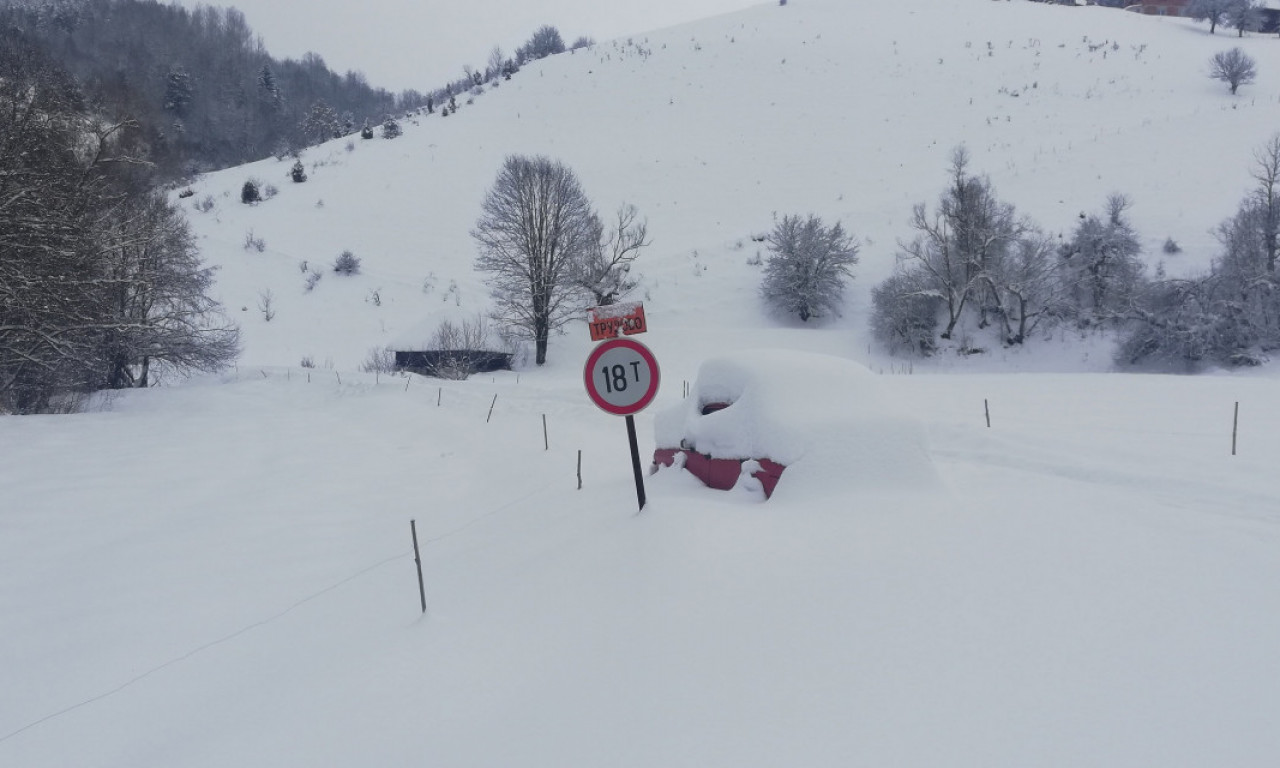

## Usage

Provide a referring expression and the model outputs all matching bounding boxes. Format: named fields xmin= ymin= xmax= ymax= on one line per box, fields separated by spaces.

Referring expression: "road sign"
xmin=583 ymin=338 xmax=660 ymax=416
xmin=588 ymin=301 xmax=647 ymax=341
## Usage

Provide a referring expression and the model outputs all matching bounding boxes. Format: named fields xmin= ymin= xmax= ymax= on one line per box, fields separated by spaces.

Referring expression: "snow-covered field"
xmin=4 ymin=0 xmax=1280 ymax=765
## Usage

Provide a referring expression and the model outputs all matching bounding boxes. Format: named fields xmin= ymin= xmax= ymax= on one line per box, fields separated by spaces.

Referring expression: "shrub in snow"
xmin=240 ymin=179 xmax=261 ymax=204
xmin=517 ymin=25 xmax=565 ymax=62
xmin=871 ymin=269 xmax=942 ymax=356
xmin=381 ymin=118 xmax=401 ymax=139
xmin=333 ymin=250 xmax=361 ymax=275
xmin=304 ymin=269 xmax=322 ymax=291
xmin=360 ymin=345 xmax=396 ymax=374
xmin=242 ymin=230 xmax=265 ymax=252
xmin=290 ymin=160 xmax=307 ymax=183
xmin=360 ymin=121 xmax=374 ymax=140
xmin=1163 ymin=237 xmax=1182 ymax=255
xmin=424 ymin=315 xmax=494 ymax=379
xmin=262 ymin=184 xmax=278 ymax=200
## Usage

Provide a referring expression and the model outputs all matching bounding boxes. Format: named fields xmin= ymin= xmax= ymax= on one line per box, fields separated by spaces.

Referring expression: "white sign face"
xmin=583 ymin=338 xmax=660 ymax=416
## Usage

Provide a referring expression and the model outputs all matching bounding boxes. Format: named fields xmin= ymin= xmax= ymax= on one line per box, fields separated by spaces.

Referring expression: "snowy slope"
xmin=184 ymin=0 xmax=1280 ymax=373
xmin=4 ymin=1 xmax=1280 ymax=766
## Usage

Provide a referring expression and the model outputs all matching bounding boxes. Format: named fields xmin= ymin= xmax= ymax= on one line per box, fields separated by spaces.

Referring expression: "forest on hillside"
xmin=0 ymin=0 xmax=423 ymax=178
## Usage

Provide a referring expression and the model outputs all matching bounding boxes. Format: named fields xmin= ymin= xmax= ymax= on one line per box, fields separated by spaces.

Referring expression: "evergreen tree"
xmin=300 ymin=100 xmax=343 ymax=145
xmin=163 ymin=65 xmax=193 ymax=117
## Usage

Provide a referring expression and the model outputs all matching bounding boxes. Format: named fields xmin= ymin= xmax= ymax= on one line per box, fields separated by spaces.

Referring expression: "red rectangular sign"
xmin=588 ymin=302 xmax=647 ymax=341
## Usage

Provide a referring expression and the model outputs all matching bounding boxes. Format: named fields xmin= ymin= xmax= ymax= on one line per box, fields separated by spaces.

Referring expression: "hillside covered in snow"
xmin=183 ymin=0 xmax=1280 ymax=374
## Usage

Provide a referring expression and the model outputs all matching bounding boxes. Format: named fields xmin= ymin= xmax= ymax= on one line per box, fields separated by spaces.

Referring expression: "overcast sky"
xmin=169 ymin=0 xmax=762 ymax=92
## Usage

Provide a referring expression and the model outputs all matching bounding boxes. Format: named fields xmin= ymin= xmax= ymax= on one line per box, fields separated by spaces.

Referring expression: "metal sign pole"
xmin=625 ymin=414 xmax=647 ymax=511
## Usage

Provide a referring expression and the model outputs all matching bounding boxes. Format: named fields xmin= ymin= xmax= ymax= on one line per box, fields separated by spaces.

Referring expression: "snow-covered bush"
xmin=760 ymin=214 xmax=859 ymax=322
xmin=871 ymin=269 xmax=942 ymax=356
xmin=333 ymin=250 xmax=361 ymax=275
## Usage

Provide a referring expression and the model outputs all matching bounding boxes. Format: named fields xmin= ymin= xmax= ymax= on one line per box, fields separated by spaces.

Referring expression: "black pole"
xmin=625 ymin=414 xmax=646 ymax=511
xmin=410 ymin=519 xmax=426 ymax=614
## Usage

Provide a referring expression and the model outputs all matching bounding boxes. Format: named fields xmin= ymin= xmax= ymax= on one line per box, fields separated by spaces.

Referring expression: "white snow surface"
xmin=5 ymin=1 xmax=1280 ymax=765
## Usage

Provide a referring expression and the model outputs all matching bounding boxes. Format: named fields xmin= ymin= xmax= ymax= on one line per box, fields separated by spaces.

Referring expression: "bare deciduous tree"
xmin=1210 ymin=47 xmax=1257 ymax=94
xmin=1058 ymin=194 xmax=1144 ymax=323
xmin=897 ymin=147 xmax=1027 ymax=339
xmin=95 ymin=193 xmax=240 ymax=390
xmin=1119 ymin=136 xmax=1280 ymax=369
xmin=880 ymin=146 xmax=1060 ymax=352
xmin=570 ymin=204 xmax=650 ymax=306
xmin=1227 ymin=0 xmax=1261 ymax=37
xmin=1188 ymin=0 xmax=1234 ymax=34
xmin=0 ymin=38 xmax=238 ymax=412
xmin=472 ymin=155 xmax=597 ymax=365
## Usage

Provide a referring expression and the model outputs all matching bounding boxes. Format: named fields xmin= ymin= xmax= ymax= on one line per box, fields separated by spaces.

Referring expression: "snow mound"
xmin=655 ymin=349 xmax=943 ymax=499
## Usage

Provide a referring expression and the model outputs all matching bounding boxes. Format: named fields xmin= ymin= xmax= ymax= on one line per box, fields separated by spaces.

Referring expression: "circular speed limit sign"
xmin=583 ymin=338 xmax=661 ymax=416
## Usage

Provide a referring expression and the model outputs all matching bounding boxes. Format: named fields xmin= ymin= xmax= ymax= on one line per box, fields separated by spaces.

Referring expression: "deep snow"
xmin=4 ymin=1 xmax=1280 ymax=765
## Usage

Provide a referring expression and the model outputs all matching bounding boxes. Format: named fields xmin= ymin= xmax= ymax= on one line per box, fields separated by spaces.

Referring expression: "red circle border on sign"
xmin=583 ymin=338 xmax=661 ymax=416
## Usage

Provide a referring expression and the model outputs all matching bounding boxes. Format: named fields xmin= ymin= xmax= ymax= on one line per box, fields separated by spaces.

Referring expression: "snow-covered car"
xmin=652 ymin=350 xmax=939 ymax=500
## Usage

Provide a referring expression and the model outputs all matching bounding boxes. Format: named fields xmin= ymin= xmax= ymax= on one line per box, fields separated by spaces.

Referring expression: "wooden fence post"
xmin=410 ymin=519 xmax=426 ymax=614
xmin=1233 ymin=401 xmax=1239 ymax=456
